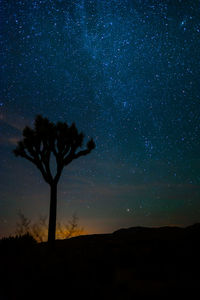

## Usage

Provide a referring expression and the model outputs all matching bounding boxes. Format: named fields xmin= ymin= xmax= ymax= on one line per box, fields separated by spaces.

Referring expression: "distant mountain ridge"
xmin=113 ymin=223 xmax=200 ymax=235
xmin=110 ymin=223 xmax=200 ymax=242
xmin=53 ymin=223 xmax=200 ymax=246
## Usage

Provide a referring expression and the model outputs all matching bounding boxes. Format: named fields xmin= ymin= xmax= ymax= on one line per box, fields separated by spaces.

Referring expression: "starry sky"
xmin=0 ymin=0 xmax=200 ymax=237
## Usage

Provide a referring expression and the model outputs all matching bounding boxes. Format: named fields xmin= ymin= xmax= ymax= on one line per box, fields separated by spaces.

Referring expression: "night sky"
xmin=1 ymin=0 xmax=200 ymax=237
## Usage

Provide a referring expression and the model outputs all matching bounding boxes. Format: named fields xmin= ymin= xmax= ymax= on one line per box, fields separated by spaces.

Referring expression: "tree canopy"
xmin=13 ymin=115 xmax=95 ymax=185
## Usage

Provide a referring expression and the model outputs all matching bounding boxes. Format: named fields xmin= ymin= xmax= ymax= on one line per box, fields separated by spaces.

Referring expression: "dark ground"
xmin=1 ymin=224 xmax=200 ymax=299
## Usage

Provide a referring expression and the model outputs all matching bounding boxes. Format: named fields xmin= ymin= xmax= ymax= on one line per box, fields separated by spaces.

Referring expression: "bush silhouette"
xmin=0 ymin=233 xmax=37 ymax=254
xmin=15 ymin=211 xmax=84 ymax=242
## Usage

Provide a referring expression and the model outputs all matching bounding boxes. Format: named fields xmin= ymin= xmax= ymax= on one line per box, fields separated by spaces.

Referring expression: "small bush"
xmin=0 ymin=233 xmax=37 ymax=254
xmin=15 ymin=212 xmax=84 ymax=242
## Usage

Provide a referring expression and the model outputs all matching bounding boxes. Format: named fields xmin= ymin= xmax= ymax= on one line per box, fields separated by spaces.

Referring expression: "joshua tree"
xmin=13 ymin=115 xmax=95 ymax=244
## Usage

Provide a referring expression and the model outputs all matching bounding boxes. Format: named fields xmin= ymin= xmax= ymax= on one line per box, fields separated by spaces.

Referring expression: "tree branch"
xmin=74 ymin=149 xmax=92 ymax=159
xmin=54 ymin=162 xmax=64 ymax=184
xmin=40 ymin=149 xmax=53 ymax=184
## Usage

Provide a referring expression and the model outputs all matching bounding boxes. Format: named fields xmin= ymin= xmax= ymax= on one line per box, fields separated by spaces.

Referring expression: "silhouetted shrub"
xmin=15 ymin=211 xmax=84 ymax=242
xmin=0 ymin=233 xmax=37 ymax=254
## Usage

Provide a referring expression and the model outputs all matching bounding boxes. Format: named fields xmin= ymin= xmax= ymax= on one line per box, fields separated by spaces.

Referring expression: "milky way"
xmin=1 ymin=0 xmax=200 ymax=236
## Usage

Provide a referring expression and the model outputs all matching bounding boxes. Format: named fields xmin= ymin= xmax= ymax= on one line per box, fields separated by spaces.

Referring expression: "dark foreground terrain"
xmin=1 ymin=224 xmax=200 ymax=299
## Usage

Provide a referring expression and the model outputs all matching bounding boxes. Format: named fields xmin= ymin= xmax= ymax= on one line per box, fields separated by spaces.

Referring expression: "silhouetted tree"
xmin=13 ymin=115 xmax=95 ymax=244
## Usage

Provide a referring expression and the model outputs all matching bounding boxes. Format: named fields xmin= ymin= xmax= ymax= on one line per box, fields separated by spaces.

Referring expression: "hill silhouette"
xmin=1 ymin=224 xmax=200 ymax=299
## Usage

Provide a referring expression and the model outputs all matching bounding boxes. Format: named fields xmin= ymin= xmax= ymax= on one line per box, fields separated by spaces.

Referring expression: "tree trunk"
xmin=48 ymin=183 xmax=57 ymax=244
